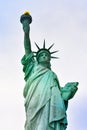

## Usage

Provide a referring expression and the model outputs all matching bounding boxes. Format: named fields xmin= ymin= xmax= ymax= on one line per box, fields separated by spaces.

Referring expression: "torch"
xmin=20 ymin=11 xmax=32 ymax=33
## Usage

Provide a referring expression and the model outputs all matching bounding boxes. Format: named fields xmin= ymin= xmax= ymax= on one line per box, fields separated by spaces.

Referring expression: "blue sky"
xmin=0 ymin=0 xmax=87 ymax=130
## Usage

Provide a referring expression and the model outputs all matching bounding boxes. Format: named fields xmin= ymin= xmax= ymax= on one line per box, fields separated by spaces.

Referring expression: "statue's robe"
xmin=21 ymin=52 xmax=67 ymax=130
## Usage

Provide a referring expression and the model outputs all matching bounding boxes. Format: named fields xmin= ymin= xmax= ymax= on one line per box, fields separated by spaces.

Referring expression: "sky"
xmin=0 ymin=0 xmax=87 ymax=130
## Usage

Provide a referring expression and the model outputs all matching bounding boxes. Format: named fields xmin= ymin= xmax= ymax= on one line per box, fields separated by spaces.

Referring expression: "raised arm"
xmin=20 ymin=12 xmax=32 ymax=56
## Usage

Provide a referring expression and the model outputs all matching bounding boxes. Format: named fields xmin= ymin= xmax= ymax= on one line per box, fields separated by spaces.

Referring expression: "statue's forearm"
xmin=24 ymin=32 xmax=31 ymax=55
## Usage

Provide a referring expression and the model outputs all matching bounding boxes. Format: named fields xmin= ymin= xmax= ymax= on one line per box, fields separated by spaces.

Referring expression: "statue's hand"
xmin=61 ymin=82 xmax=79 ymax=101
xmin=22 ymin=20 xmax=30 ymax=34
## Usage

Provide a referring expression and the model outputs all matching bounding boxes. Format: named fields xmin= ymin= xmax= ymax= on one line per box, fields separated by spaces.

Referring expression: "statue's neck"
xmin=38 ymin=62 xmax=51 ymax=69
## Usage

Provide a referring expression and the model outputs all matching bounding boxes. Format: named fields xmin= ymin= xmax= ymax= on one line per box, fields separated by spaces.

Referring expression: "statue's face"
xmin=38 ymin=52 xmax=50 ymax=63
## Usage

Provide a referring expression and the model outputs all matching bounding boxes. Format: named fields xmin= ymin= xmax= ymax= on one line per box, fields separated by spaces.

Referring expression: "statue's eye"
xmin=40 ymin=53 xmax=45 ymax=56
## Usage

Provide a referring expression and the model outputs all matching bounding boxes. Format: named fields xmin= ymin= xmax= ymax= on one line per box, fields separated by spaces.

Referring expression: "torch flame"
xmin=24 ymin=11 xmax=30 ymax=15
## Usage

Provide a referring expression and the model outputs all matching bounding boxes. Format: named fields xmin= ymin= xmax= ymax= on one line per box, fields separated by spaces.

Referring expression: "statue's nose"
xmin=43 ymin=55 xmax=46 ymax=58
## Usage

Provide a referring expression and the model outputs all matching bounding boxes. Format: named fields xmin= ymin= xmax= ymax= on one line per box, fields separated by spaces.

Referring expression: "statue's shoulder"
xmin=21 ymin=52 xmax=35 ymax=65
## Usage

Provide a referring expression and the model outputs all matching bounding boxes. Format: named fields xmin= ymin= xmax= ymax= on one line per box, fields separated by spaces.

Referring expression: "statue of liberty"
xmin=20 ymin=11 xmax=79 ymax=130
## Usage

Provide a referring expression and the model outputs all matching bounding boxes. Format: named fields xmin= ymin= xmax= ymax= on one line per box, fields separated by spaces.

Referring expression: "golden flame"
xmin=24 ymin=11 xmax=30 ymax=15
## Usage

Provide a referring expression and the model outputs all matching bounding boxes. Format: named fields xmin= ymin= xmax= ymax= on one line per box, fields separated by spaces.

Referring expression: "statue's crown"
xmin=34 ymin=40 xmax=59 ymax=60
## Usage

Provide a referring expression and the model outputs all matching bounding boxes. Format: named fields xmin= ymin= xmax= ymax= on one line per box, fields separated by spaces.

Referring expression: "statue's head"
xmin=34 ymin=40 xmax=58 ymax=69
xmin=36 ymin=49 xmax=51 ymax=68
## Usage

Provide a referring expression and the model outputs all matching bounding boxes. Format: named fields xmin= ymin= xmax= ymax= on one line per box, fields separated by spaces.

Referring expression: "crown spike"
xmin=43 ymin=39 xmax=45 ymax=49
xmin=48 ymin=43 xmax=54 ymax=50
xmin=51 ymin=56 xmax=59 ymax=59
xmin=35 ymin=42 xmax=40 ymax=49
xmin=50 ymin=50 xmax=59 ymax=54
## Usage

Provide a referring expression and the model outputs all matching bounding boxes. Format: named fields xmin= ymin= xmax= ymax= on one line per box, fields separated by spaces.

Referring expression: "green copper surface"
xmin=20 ymin=12 xmax=79 ymax=130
